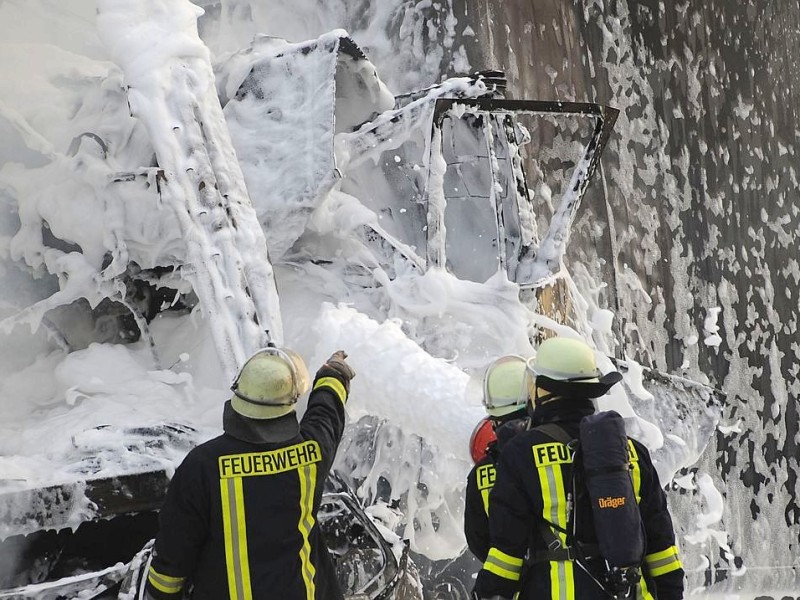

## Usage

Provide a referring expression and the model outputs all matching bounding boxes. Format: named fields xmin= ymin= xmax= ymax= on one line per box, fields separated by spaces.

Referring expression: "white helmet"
xmin=526 ymin=337 xmax=621 ymax=404
xmin=230 ymin=346 xmax=310 ymax=419
xmin=482 ymin=355 xmax=529 ymax=418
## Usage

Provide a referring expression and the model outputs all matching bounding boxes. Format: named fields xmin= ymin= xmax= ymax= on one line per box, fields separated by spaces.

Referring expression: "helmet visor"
xmin=482 ymin=355 xmax=528 ymax=414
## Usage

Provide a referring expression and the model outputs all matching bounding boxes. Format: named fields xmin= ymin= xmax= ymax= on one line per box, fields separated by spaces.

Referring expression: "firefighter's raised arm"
xmin=301 ymin=350 xmax=356 ymax=455
xmin=313 ymin=351 xmax=356 ymax=400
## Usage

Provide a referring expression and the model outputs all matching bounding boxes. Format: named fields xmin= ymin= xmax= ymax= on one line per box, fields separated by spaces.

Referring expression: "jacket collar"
xmin=531 ymin=397 xmax=595 ymax=426
xmin=222 ymin=400 xmax=300 ymax=444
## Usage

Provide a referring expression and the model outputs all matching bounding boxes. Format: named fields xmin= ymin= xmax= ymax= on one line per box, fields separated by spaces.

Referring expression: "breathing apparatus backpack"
xmin=534 ymin=410 xmax=646 ymax=599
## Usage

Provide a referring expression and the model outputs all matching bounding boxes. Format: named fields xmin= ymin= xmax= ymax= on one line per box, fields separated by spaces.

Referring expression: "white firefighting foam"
xmin=0 ymin=0 xmax=734 ymax=591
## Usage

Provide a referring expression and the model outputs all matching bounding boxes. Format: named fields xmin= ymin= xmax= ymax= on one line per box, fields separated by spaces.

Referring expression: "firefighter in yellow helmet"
xmin=464 ymin=355 xmax=530 ymax=562
xmin=145 ymin=346 xmax=355 ymax=600
xmin=472 ymin=336 xmax=684 ymax=600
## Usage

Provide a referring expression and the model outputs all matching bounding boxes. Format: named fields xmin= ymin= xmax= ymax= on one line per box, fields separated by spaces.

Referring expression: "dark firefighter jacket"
xmin=145 ymin=372 xmax=349 ymax=600
xmin=465 ymin=417 xmax=528 ymax=562
xmin=473 ymin=399 xmax=685 ymax=600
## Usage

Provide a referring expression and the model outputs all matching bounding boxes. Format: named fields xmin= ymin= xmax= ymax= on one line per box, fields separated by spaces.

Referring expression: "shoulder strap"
xmin=532 ymin=423 xmax=574 ymax=446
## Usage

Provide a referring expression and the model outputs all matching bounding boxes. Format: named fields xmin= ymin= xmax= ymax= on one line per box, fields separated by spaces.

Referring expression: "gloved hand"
xmin=316 ymin=350 xmax=356 ymax=393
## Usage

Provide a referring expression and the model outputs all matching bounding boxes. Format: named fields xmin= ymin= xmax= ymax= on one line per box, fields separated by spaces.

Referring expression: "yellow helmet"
xmin=483 ymin=355 xmax=529 ymax=418
xmin=526 ymin=337 xmax=621 ymax=403
xmin=230 ymin=347 xmax=310 ymax=419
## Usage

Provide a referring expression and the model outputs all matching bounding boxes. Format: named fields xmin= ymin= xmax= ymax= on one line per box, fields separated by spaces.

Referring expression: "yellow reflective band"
xmin=533 ymin=442 xmax=575 ymax=600
xmin=221 ymin=478 xmax=237 ymax=599
xmin=298 ymin=463 xmax=318 ymax=599
xmin=220 ymin=477 xmax=253 ymax=600
xmin=640 ymin=573 xmax=655 ymax=600
xmin=147 ymin=567 xmax=185 ymax=594
xmin=219 ymin=441 xmax=322 ymax=478
xmin=534 ymin=445 xmax=570 ymax=533
xmin=234 ymin=477 xmax=252 ymax=595
xmin=646 ymin=546 xmax=679 ymax=562
xmin=480 ymin=488 xmax=491 ymax=515
xmin=488 ymin=547 xmax=524 ymax=566
xmin=484 ymin=547 xmax=524 ymax=581
xmin=646 ymin=545 xmax=683 ymax=576
xmin=551 ymin=559 xmax=575 ymax=600
xmin=626 ymin=440 xmax=639 ymax=463
xmin=627 ymin=440 xmax=641 ymax=502
xmin=313 ymin=376 xmax=347 ymax=404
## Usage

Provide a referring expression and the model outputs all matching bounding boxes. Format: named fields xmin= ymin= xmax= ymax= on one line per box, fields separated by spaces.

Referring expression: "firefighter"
xmin=464 ymin=355 xmax=529 ymax=562
xmin=144 ymin=346 xmax=355 ymax=600
xmin=472 ymin=336 xmax=685 ymax=600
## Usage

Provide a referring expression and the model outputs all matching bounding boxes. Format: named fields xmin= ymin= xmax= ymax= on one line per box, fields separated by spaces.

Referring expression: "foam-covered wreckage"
xmin=0 ymin=28 xmax=722 ymax=600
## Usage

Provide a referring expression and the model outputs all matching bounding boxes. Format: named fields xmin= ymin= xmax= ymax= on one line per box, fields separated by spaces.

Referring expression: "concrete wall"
xmin=453 ymin=0 xmax=800 ymax=591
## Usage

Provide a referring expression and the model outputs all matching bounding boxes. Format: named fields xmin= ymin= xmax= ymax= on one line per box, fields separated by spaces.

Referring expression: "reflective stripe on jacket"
xmin=465 ymin=417 xmax=528 ymax=563
xmin=473 ymin=409 xmax=685 ymax=600
xmin=465 ymin=456 xmax=497 ymax=562
xmin=145 ymin=376 xmax=348 ymax=600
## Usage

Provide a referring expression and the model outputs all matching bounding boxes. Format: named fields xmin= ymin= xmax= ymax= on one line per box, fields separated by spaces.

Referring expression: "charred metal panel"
xmin=0 ymin=471 xmax=169 ymax=540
